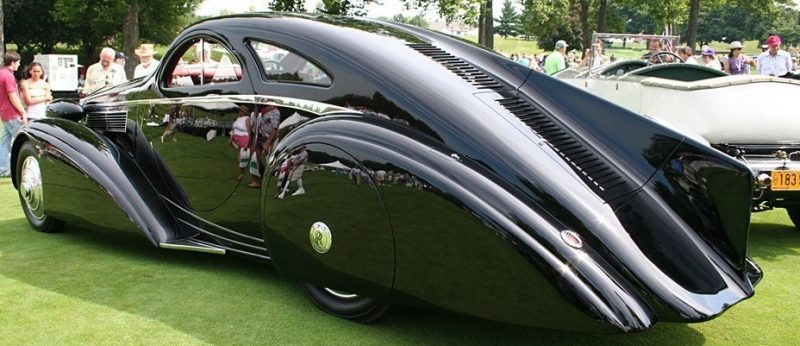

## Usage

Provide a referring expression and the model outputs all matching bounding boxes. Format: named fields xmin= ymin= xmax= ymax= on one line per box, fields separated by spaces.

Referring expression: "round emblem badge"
xmin=560 ymin=230 xmax=583 ymax=249
xmin=309 ymin=222 xmax=332 ymax=254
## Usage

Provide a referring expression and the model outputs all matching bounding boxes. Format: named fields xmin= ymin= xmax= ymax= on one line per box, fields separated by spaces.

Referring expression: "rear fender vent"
xmin=497 ymin=96 xmax=629 ymax=200
xmin=85 ymin=109 xmax=128 ymax=133
xmin=407 ymin=43 xmax=503 ymax=90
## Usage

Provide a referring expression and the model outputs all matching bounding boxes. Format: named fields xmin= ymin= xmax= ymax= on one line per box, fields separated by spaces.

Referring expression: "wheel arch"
xmin=12 ymin=119 xmax=181 ymax=246
xmin=264 ymin=115 xmax=655 ymax=332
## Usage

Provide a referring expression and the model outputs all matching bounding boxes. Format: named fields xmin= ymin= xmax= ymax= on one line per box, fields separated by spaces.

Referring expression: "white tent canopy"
xmin=319 ymin=160 xmax=350 ymax=170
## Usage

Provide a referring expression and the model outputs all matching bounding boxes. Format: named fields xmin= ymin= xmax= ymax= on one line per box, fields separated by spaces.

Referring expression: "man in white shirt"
xmin=677 ymin=46 xmax=698 ymax=64
xmin=83 ymin=47 xmax=127 ymax=94
xmin=133 ymin=44 xmax=160 ymax=78
xmin=757 ymin=35 xmax=793 ymax=77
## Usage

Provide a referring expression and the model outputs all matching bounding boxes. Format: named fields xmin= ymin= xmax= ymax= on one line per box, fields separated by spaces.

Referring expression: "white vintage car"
xmin=558 ymin=58 xmax=800 ymax=228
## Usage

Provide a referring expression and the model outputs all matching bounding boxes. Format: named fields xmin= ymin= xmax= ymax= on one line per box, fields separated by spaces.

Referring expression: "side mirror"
xmin=46 ymin=100 xmax=84 ymax=121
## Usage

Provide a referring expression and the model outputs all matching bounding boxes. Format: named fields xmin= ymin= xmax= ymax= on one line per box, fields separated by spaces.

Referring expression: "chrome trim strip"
xmin=178 ymin=218 xmax=268 ymax=252
xmin=162 ymin=196 xmax=264 ymax=243
xmin=99 ymin=95 xmax=361 ymax=117
xmin=159 ymin=241 xmax=226 ymax=255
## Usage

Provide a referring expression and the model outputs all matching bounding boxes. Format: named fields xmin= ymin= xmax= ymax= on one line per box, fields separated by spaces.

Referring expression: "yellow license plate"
xmin=771 ymin=170 xmax=800 ymax=191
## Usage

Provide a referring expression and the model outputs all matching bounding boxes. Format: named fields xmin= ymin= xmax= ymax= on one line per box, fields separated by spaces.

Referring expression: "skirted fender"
xmin=264 ymin=115 xmax=659 ymax=332
xmin=12 ymin=118 xmax=180 ymax=245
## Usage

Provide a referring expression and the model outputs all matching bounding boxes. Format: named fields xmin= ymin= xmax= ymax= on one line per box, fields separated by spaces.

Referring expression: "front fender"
xmin=12 ymin=119 xmax=179 ymax=245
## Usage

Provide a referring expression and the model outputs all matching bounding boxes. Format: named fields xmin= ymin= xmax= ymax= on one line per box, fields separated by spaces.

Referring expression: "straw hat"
xmin=729 ymin=41 xmax=744 ymax=50
xmin=134 ymin=44 xmax=155 ymax=57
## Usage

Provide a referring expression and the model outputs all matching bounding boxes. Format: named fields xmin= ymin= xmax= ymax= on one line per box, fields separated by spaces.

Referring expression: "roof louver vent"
xmin=407 ymin=43 xmax=502 ymax=90
xmin=497 ymin=96 xmax=628 ymax=199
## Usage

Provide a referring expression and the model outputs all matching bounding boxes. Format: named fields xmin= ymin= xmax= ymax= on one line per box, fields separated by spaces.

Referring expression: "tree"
xmin=270 ymin=0 xmax=306 ymax=12
xmin=0 ymin=0 xmax=5 ymax=57
xmin=519 ymin=0 xmax=581 ymax=51
xmin=409 ymin=0 xmax=495 ymax=47
xmin=390 ymin=13 xmax=430 ymax=28
xmin=686 ymin=0 xmax=700 ymax=50
xmin=494 ymin=0 xmax=519 ymax=38
xmin=3 ymin=0 xmax=73 ymax=59
xmin=478 ymin=0 xmax=494 ymax=48
xmin=317 ymin=0 xmax=371 ymax=16
xmin=597 ymin=0 xmax=607 ymax=33
xmin=51 ymin=0 xmax=201 ymax=68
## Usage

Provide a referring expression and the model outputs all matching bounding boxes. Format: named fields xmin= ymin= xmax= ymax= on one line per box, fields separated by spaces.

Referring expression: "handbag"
xmin=249 ymin=151 xmax=261 ymax=177
xmin=238 ymin=148 xmax=250 ymax=169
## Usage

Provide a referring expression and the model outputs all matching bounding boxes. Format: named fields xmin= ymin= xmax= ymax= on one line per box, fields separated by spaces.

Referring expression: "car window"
xmin=249 ymin=41 xmax=332 ymax=86
xmin=167 ymin=38 xmax=242 ymax=88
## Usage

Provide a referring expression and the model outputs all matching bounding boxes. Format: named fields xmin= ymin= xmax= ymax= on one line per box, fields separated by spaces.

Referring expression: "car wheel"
xmin=16 ymin=141 xmax=64 ymax=233
xmin=787 ymin=206 xmax=800 ymax=231
xmin=302 ymin=283 xmax=390 ymax=323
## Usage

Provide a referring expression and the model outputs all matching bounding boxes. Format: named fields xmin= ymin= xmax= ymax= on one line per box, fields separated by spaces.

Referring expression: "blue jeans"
xmin=0 ymin=118 xmax=22 ymax=176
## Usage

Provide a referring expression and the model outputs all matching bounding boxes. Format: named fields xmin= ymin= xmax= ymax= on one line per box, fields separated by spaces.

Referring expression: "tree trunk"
xmin=478 ymin=7 xmax=485 ymax=46
xmin=484 ymin=0 xmax=494 ymax=49
xmin=122 ymin=0 xmax=140 ymax=80
xmin=687 ymin=0 xmax=700 ymax=51
xmin=580 ymin=0 xmax=590 ymax=57
xmin=598 ymin=0 xmax=607 ymax=33
xmin=0 ymin=0 xmax=5 ymax=56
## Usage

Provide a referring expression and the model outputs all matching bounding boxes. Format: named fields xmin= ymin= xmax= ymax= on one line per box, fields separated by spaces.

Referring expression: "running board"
xmin=159 ymin=239 xmax=226 ymax=255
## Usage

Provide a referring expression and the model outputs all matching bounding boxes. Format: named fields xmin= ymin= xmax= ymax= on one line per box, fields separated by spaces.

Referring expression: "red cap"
xmin=767 ymin=35 xmax=781 ymax=47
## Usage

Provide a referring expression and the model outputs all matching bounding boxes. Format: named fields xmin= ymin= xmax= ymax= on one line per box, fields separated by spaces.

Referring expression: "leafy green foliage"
xmin=3 ymin=0 xmax=71 ymax=58
xmin=494 ymin=0 xmax=520 ymax=38
xmin=520 ymin=0 xmax=582 ymax=51
xmin=389 ymin=13 xmax=430 ymax=28
xmin=317 ymin=0 xmax=373 ymax=16
xmin=270 ymin=0 xmax=306 ymax=12
xmin=45 ymin=0 xmax=200 ymax=63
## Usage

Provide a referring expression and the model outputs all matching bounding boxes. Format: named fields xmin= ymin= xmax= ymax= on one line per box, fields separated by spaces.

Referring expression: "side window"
xmin=167 ymin=38 xmax=242 ymax=88
xmin=249 ymin=41 xmax=332 ymax=86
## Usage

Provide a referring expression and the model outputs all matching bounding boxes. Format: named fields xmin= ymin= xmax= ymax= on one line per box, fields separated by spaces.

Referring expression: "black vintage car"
xmin=11 ymin=13 xmax=761 ymax=332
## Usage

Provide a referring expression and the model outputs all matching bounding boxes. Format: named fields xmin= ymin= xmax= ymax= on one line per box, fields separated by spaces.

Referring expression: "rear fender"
xmin=266 ymin=115 xmax=654 ymax=332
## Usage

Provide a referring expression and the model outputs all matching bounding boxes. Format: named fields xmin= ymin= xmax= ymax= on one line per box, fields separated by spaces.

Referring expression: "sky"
xmin=195 ymin=0 xmax=508 ymax=20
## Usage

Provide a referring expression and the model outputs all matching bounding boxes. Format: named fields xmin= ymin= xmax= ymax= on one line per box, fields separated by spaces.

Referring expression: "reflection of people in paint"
xmin=248 ymin=103 xmax=280 ymax=188
xmin=276 ymin=146 xmax=308 ymax=199
xmin=160 ymin=105 xmax=182 ymax=143
xmin=231 ymin=105 xmax=252 ymax=181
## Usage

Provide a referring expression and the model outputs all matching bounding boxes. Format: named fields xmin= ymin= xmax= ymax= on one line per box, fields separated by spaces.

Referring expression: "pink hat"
xmin=767 ymin=35 xmax=781 ymax=47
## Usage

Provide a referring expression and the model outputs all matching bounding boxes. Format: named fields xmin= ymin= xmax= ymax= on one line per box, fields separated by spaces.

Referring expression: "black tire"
xmin=787 ymin=206 xmax=800 ymax=231
xmin=16 ymin=141 xmax=64 ymax=233
xmin=302 ymin=283 xmax=390 ymax=323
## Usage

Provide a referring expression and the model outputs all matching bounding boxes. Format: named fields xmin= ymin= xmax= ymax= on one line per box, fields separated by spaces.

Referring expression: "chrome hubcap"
xmin=20 ymin=156 xmax=44 ymax=220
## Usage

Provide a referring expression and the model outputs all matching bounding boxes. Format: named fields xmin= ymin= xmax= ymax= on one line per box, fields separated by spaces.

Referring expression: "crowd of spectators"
xmin=507 ymin=34 xmax=800 ymax=77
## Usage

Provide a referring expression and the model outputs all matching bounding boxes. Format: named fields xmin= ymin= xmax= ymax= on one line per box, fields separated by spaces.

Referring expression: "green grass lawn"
xmin=0 ymin=175 xmax=799 ymax=344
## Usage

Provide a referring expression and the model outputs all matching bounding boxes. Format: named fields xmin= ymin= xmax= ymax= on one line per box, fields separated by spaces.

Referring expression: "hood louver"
xmin=498 ymin=96 xmax=628 ymax=200
xmin=407 ymin=43 xmax=502 ymax=90
xmin=85 ymin=108 xmax=128 ymax=133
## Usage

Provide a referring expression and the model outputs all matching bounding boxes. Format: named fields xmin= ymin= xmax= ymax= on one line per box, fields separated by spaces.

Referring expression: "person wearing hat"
xmin=544 ymin=40 xmax=568 ymax=75
xmin=84 ymin=47 xmax=128 ymax=94
xmin=724 ymin=41 xmax=755 ymax=75
xmin=701 ymin=47 xmax=722 ymax=70
xmin=757 ymin=35 xmax=793 ymax=77
xmin=134 ymin=43 xmax=159 ymax=78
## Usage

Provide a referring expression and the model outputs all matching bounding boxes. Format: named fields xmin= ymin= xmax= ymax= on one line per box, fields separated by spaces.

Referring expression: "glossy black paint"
xmin=12 ymin=13 xmax=761 ymax=332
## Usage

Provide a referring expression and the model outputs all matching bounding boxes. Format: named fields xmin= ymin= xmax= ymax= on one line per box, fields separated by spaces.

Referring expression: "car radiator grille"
xmin=85 ymin=109 xmax=128 ymax=133
xmin=497 ymin=96 xmax=627 ymax=200
xmin=407 ymin=43 xmax=503 ymax=90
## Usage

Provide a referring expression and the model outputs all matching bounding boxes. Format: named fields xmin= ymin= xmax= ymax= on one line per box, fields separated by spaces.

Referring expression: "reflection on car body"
xmin=10 ymin=13 xmax=761 ymax=332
